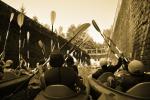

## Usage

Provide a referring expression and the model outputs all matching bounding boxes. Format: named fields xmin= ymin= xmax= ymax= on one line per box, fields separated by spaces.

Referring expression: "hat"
xmin=128 ymin=60 xmax=145 ymax=75
xmin=5 ymin=60 xmax=13 ymax=67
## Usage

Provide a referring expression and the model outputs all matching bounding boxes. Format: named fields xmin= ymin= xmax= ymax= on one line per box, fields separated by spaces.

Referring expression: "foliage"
xmin=32 ymin=16 xmax=38 ymax=22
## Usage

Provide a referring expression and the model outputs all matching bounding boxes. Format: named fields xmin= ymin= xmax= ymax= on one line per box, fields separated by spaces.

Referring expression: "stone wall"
xmin=112 ymin=0 xmax=150 ymax=70
xmin=130 ymin=0 xmax=150 ymax=70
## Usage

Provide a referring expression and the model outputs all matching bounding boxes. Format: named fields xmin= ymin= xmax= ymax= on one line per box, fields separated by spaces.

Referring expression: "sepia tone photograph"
xmin=0 ymin=0 xmax=150 ymax=100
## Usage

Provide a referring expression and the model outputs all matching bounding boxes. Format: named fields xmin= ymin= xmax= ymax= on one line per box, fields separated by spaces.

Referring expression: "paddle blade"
xmin=51 ymin=11 xmax=56 ymax=25
xmin=27 ymin=31 xmax=30 ymax=40
xmin=10 ymin=13 xmax=14 ymax=22
xmin=74 ymin=23 xmax=90 ymax=35
xmin=60 ymin=23 xmax=90 ymax=50
xmin=92 ymin=20 xmax=101 ymax=33
xmin=38 ymin=40 xmax=43 ymax=48
xmin=17 ymin=13 xmax=24 ymax=28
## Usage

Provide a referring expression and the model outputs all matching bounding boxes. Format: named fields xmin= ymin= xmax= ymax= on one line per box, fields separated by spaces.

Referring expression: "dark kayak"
xmin=0 ymin=74 xmax=32 ymax=99
xmin=34 ymin=84 xmax=89 ymax=100
xmin=0 ymin=71 xmax=89 ymax=100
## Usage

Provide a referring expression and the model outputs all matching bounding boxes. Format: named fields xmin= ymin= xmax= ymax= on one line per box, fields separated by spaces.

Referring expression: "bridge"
xmin=84 ymin=47 xmax=108 ymax=60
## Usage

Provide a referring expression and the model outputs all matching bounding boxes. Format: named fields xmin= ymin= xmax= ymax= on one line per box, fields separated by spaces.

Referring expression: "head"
xmin=39 ymin=59 xmax=45 ymax=65
xmin=50 ymin=52 xmax=65 ymax=68
xmin=5 ymin=60 xmax=13 ymax=68
xmin=128 ymin=60 xmax=145 ymax=75
xmin=36 ymin=59 xmax=45 ymax=67
xmin=107 ymin=76 xmax=116 ymax=88
xmin=66 ymin=55 xmax=74 ymax=66
xmin=99 ymin=58 xmax=108 ymax=70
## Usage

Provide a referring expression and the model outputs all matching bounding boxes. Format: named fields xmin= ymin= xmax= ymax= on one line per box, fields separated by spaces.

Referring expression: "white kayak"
xmin=88 ymin=75 xmax=150 ymax=100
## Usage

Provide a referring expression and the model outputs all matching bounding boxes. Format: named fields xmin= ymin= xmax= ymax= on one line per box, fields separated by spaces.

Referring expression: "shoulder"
xmin=62 ymin=67 xmax=76 ymax=72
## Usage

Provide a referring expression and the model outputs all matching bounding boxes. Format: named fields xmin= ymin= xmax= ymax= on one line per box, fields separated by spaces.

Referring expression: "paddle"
xmin=38 ymin=40 xmax=46 ymax=59
xmin=92 ymin=20 xmax=129 ymax=62
xmin=27 ymin=31 xmax=30 ymax=69
xmin=60 ymin=23 xmax=90 ymax=50
xmin=43 ymin=23 xmax=90 ymax=66
xmin=1 ymin=13 xmax=14 ymax=59
xmin=65 ymin=36 xmax=89 ymax=59
xmin=92 ymin=20 xmax=119 ymax=59
xmin=51 ymin=11 xmax=56 ymax=32
xmin=17 ymin=13 xmax=24 ymax=68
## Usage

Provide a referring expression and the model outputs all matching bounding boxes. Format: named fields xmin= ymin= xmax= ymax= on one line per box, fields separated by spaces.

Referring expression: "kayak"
xmin=0 ymin=74 xmax=31 ymax=99
xmin=34 ymin=84 xmax=89 ymax=100
xmin=88 ymin=75 xmax=150 ymax=100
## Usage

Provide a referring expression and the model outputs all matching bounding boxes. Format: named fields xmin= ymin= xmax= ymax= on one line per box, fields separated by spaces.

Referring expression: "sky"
xmin=2 ymin=0 xmax=119 ymax=44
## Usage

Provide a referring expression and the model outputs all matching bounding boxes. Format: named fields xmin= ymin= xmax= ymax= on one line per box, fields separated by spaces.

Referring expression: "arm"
xmin=74 ymin=73 xmax=86 ymax=91
xmin=92 ymin=69 xmax=103 ymax=79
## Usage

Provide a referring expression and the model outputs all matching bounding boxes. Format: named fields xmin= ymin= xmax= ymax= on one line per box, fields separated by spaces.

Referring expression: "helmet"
xmin=5 ymin=60 xmax=13 ymax=67
xmin=50 ymin=52 xmax=65 ymax=67
xmin=99 ymin=58 xmax=108 ymax=66
xmin=66 ymin=55 xmax=74 ymax=65
xmin=39 ymin=59 xmax=45 ymax=65
xmin=128 ymin=60 xmax=145 ymax=75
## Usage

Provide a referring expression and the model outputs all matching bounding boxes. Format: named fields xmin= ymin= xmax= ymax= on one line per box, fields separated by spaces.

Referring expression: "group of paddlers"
xmin=0 ymin=49 xmax=150 ymax=100
xmin=0 ymin=11 xmax=150 ymax=100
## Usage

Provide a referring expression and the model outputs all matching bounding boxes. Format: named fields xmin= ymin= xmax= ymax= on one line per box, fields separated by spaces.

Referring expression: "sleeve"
xmin=111 ymin=57 xmax=127 ymax=72
xmin=92 ymin=69 xmax=103 ymax=79
xmin=74 ymin=72 xmax=86 ymax=91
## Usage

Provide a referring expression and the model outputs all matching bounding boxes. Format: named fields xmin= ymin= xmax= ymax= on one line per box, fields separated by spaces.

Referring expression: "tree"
xmin=20 ymin=5 xmax=26 ymax=14
xmin=58 ymin=26 xmax=66 ymax=38
xmin=67 ymin=24 xmax=76 ymax=40
xmin=103 ymin=26 xmax=113 ymax=38
xmin=103 ymin=26 xmax=113 ymax=46
xmin=32 ymin=16 xmax=38 ymax=22
xmin=44 ymin=24 xmax=50 ymax=30
xmin=66 ymin=24 xmax=97 ymax=49
xmin=58 ymin=26 xmax=63 ymax=35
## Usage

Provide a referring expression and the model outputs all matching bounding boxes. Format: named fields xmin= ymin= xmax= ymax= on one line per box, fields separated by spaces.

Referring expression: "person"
xmin=37 ymin=58 xmax=48 ymax=73
xmin=65 ymin=55 xmax=79 ymax=74
xmin=27 ymin=59 xmax=48 ymax=99
xmin=115 ymin=60 xmax=150 ymax=92
xmin=92 ymin=57 xmax=124 ymax=79
xmin=0 ymin=61 xmax=4 ymax=80
xmin=19 ymin=58 xmax=32 ymax=76
xmin=28 ymin=58 xmax=47 ymax=90
xmin=27 ymin=52 xmax=85 ymax=99
xmin=40 ymin=52 xmax=85 ymax=92
xmin=3 ymin=60 xmax=14 ymax=72
xmin=2 ymin=60 xmax=18 ymax=80
xmin=103 ymin=76 xmax=116 ymax=89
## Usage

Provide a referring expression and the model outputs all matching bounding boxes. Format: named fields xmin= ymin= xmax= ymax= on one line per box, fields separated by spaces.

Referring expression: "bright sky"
xmin=2 ymin=0 xmax=118 ymax=44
